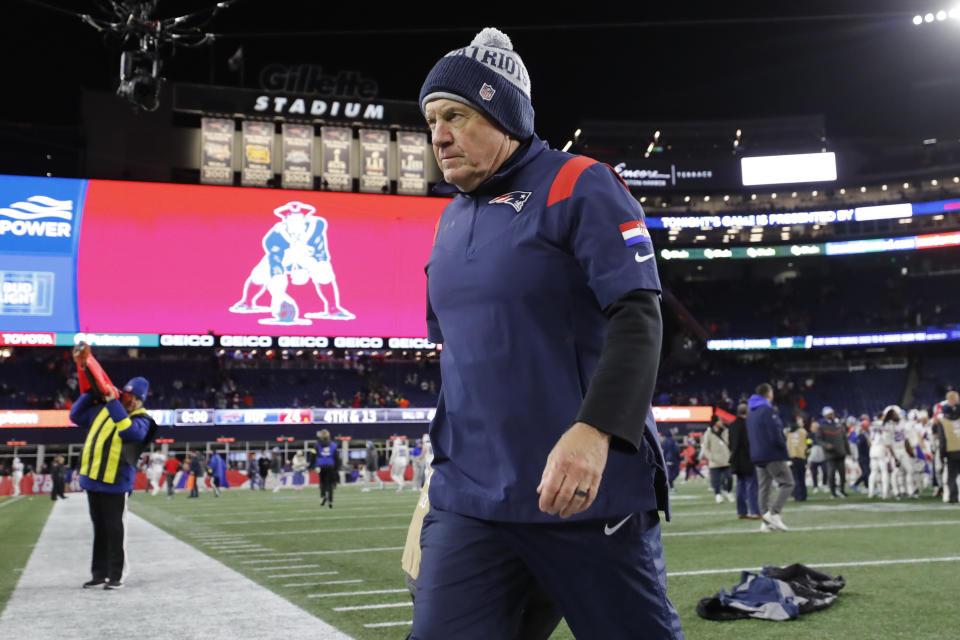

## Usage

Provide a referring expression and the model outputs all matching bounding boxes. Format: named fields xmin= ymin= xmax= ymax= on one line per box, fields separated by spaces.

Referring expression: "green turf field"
xmin=4 ymin=483 xmax=960 ymax=638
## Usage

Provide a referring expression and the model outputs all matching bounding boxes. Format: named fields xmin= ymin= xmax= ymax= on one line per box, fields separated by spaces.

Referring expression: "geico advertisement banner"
xmin=77 ymin=180 xmax=445 ymax=337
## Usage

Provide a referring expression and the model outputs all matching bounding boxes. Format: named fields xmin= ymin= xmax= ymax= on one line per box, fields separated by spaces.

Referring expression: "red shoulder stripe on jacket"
xmin=547 ymin=157 xmax=630 ymax=206
xmin=547 ymin=156 xmax=598 ymax=207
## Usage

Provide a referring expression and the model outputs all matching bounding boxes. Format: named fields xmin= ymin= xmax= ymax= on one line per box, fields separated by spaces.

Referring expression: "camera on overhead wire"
xmin=117 ymin=47 xmax=163 ymax=112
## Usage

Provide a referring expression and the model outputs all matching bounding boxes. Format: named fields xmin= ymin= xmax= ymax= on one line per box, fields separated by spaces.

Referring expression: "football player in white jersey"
xmin=884 ymin=405 xmax=916 ymax=499
xmin=868 ymin=413 xmax=893 ymax=499
xmin=390 ymin=437 xmax=411 ymax=492
xmin=146 ymin=451 xmax=165 ymax=496
xmin=11 ymin=456 xmax=23 ymax=497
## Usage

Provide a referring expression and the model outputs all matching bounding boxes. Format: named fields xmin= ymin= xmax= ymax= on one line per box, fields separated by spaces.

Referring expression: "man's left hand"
xmin=537 ymin=422 xmax=610 ymax=518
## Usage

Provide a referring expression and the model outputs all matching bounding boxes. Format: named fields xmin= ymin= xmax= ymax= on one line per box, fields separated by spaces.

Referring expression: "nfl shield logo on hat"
xmin=479 ymin=83 xmax=496 ymax=101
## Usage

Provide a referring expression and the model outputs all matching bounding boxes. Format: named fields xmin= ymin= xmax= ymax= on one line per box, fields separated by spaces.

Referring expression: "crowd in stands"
xmin=0 ymin=348 xmax=441 ymax=411
xmin=665 ymin=251 xmax=960 ymax=338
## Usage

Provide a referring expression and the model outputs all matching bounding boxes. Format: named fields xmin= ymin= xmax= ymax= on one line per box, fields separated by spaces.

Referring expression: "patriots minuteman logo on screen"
xmin=228 ymin=201 xmax=355 ymax=325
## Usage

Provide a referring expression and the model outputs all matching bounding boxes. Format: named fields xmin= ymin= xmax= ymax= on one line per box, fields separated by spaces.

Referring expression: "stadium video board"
xmin=0 ymin=174 xmax=446 ymax=340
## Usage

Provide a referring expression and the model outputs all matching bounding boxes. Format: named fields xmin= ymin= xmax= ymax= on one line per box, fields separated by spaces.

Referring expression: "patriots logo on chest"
xmin=489 ymin=191 xmax=532 ymax=213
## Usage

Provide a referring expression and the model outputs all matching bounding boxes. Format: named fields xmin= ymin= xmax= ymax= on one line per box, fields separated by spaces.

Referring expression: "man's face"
xmin=425 ymin=98 xmax=514 ymax=192
xmin=120 ymin=391 xmax=140 ymax=413
xmin=948 ymin=392 xmax=958 ymax=407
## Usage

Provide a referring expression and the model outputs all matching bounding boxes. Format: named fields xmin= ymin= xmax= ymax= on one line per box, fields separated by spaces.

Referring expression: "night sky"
xmin=2 ymin=0 xmax=959 ymax=146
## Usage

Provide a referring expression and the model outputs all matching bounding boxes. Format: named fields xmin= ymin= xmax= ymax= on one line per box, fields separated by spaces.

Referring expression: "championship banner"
xmin=281 ymin=123 xmax=314 ymax=190
xmin=321 ymin=126 xmax=352 ymax=192
xmin=241 ymin=121 xmax=275 ymax=187
xmin=359 ymin=129 xmax=390 ymax=194
xmin=397 ymin=131 xmax=428 ymax=195
xmin=200 ymin=117 xmax=235 ymax=185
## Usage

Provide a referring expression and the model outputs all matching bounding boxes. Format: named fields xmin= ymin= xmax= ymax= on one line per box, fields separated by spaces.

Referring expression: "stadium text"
xmin=253 ymin=96 xmax=385 ymax=120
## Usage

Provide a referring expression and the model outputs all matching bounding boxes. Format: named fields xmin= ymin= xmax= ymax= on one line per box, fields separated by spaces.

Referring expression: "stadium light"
xmin=954 ymin=176 xmax=959 ymax=183
xmin=723 ymin=194 xmax=730 ymax=202
xmin=860 ymin=186 xmax=867 ymax=193
xmin=574 ymin=128 xmax=582 ymax=139
xmin=937 ymin=10 xmax=947 ymax=20
xmin=812 ymin=190 xmax=819 ymax=196
xmin=951 ymin=7 xmax=960 ymax=18
xmin=703 ymin=195 xmax=711 ymax=202
xmin=914 ymin=14 xmax=924 ymax=24
xmin=882 ymin=184 xmax=888 ymax=191
xmin=903 ymin=182 xmax=911 ymax=189
xmin=791 ymin=191 xmax=798 ymax=198
xmin=654 ymin=130 xmax=661 ymax=141
xmin=925 ymin=12 xmax=935 ymax=22
xmin=750 ymin=194 xmax=757 ymax=200
xmin=562 ymin=140 xmax=572 ymax=152
xmin=640 ymin=196 xmax=647 ymax=203
xmin=932 ymin=179 xmax=939 ymax=186
xmin=684 ymin=195 xmax=691 ymax=202
xmin=771 ymin=192 xmax=777 ymax=199
xmin=840 ymin=188 xmax=846 ymax=194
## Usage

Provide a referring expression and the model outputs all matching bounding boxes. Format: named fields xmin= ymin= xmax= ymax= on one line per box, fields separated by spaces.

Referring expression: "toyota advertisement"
xmin=0 ymin=174 xmax=446 ymax=340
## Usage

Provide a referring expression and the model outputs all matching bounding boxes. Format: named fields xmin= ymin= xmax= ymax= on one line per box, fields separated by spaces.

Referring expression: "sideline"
xmin=0 ymin=494 xmax=353 ymax=640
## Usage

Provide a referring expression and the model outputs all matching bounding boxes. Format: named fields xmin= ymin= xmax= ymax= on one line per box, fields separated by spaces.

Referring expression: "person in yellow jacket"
xmin=784 ymin=415 xmax=809 ymax=502
xmin=71 ymin=376 xmax=153 ymax=590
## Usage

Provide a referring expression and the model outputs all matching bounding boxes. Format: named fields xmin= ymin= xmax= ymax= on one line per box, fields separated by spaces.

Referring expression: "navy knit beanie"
xmin=419 ymin=27 xmax=534 ymax=140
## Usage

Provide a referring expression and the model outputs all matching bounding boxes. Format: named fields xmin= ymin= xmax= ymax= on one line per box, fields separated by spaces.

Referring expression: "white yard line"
xmin=253 ymin=564 xmax=323 ymax=571
xmin=231 ymin=525 xmax=409 ymax=536
xmin=0 ymin=495 xmax=353 ymax=640
xmin=671 ymin=503 xmax=960 ymax=517
xmin=364 ymin=621 xmax=413 ymax=628
xmin=333 ymin=602 xmax=413 ymax=612
xmin=241 ymin=558 xmax=306 ymax=564
xmin=259 ymin=546 xmax=404 ymax=557
xmin=268 ymin=571 xmax=339 ymax=579
xmin=0 ymin=496 xmax=24 ymax=509
xmin=283 ymin=579 xmax=363 ymax=588
xmin=186 ymin=504 xmax=418 ymax=518
xmin=309 ymin=589 xmax=408 ymax=599
xmin=663 ymin=519 xmax=960 ymax=537
xmin=668 ymin=555 xmax=960 ymax=577
xmin=218 ymin=513 xmax=412 ymax=525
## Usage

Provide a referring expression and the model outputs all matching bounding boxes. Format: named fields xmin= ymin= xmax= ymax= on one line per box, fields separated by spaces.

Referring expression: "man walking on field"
xmin=746 ymin=383 xmax=794 ymax=532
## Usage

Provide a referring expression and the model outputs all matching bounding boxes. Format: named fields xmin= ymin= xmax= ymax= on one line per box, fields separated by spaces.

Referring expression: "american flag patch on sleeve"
xmin=619 ymin=220 xmax=651 ymax=246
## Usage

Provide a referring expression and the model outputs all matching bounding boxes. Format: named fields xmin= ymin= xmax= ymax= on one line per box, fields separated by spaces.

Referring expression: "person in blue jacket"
xmin=746 ymin=383 xmax=795 ymax=533
xmin=412 ymin=27 xmax=682 ymax=639
xmin=660 ymin=429 xmax=681 ymax=491
xmin=207 ymin=450 xmax=227 ymax=497
xmin=71 ymin=375 xmax=152 ymax=590
xmin=315 ymin=429 xmax=338 ymax=508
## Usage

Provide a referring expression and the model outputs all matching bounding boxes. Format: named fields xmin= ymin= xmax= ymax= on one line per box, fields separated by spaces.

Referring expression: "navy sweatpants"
xmin=410 ymin=507 xmax=684 ymax=639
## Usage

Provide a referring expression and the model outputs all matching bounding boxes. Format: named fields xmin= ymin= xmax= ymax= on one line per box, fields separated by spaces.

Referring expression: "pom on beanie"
xmin=419 ymin=27 xmax=534 ymax=139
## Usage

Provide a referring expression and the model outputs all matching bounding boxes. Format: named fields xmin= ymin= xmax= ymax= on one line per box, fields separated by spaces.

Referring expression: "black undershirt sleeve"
xmin=575 ymin=288 xmax=663 ymax=453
